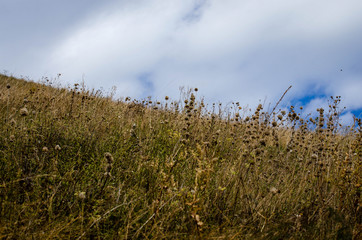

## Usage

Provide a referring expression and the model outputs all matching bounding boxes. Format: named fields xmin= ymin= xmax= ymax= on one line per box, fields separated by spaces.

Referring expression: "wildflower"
xmin=42 ymin=147 xmax=49 ymax=152
xmin=55 ymin=145 xmax=61 ymax=151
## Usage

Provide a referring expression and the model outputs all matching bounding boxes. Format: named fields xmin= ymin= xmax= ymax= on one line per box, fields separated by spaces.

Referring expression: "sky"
xmin=1 ymin=0 xmax=362 ymax=125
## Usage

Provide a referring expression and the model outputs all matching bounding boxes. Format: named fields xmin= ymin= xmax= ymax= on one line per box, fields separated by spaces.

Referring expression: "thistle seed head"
xmin=20 ymin=107 xmax=29 ymax=116
xmin=104 ymin=152 xmax=114 ymax=164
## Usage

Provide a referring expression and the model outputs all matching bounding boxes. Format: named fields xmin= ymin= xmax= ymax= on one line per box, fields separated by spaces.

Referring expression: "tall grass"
xmin=0 ymin=74 xmax=361 ymax=239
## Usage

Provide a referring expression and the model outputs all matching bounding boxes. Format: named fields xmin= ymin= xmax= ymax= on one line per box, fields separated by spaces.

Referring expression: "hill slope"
xmin=0 ymin=74 xmax=361 ymax=239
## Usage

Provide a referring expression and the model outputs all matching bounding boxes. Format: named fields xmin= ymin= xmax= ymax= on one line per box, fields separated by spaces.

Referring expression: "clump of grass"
xmin=0 ymin=74 xmax=361 ymax=239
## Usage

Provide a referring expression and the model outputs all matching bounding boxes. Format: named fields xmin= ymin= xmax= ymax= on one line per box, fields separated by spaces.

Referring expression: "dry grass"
xmin=0 ymin=74 xmax=361 ymax=239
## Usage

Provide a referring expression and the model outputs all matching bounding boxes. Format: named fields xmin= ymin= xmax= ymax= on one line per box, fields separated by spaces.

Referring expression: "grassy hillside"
xmin=0 ymin=74 xmax=361 ymax=239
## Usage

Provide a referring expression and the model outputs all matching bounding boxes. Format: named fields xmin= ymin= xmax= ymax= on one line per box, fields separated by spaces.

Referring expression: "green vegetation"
xmin=0 ymin=74 xmax=361 ymax=239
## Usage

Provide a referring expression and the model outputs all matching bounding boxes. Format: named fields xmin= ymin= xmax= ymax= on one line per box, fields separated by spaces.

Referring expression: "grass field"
xmin=0 ymin=74 xmax=361 ymax=239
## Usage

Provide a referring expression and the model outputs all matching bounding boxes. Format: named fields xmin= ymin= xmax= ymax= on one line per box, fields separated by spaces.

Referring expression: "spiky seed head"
xmin=9 ymin=135 xmax=15 ymax=142
xmin=190 ymin=93 xmax=195 ymax=101
xmin=9 ymin=119 xmax=16 ymax=126
xmin=270 ymin=187 xmax=280 ymax=194
xmin=104 ymin=152 xmax=114 ymax=164
xmin=78 ymin=192 xmax=86 ymax=200
xmin=20 ymin=107 xmax=29 ymax=116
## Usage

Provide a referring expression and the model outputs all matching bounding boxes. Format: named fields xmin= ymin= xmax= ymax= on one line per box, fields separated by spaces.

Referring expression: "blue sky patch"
xmin=138 ymin=72 xmax=155 ymax=97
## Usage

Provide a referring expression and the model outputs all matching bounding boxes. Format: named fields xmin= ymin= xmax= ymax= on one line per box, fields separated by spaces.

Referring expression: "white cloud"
xmin=339 ymin=111 xmax=355 ymax=127
xmin=2 ymin=0 xmax=362 ymax=112
xmin=326 ymin=76 xmax=362 ymax=110
xmin=302 ymin=97 xmax=330 ymax=116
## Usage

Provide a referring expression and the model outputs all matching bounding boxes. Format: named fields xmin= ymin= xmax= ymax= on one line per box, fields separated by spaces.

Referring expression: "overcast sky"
xmin=1 ymin=0 xmax=362 ymax=123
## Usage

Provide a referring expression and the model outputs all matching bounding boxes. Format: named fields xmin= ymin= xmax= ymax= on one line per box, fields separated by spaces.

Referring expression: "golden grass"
xmin=0 ymin=74 xmax=361 ymax=239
